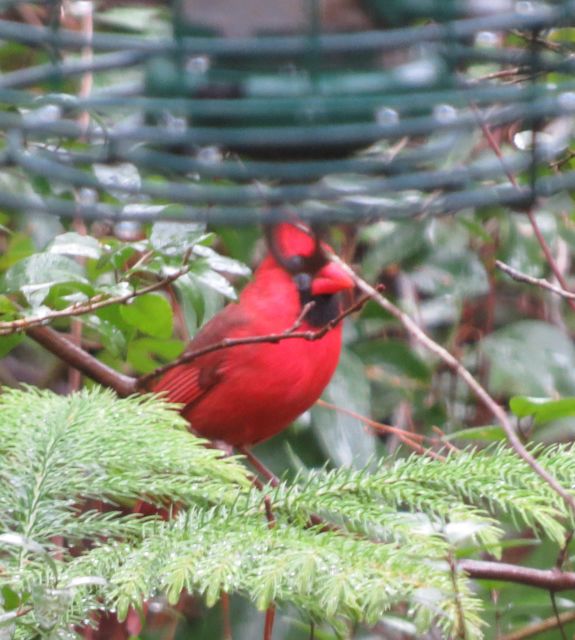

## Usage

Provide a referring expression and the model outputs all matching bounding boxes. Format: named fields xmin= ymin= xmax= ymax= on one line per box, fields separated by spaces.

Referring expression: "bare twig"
xmin=498 ymin=610 xmax=575 ymax=640
xmin=459 ymin=559 xmax=575 ymax=591
xmin=137 ymin=289 xmax=376 ymax=388
xmin=550 ymin=592 xmax=568 ymax=640
xmin=556 ymin=531 xmax=573 ymax=570
xmin=496 ymin=260 xmax=575 ymax=299
xmin=330 ymin=256 xmax=575 ymax=516
xmin=4 ymin=263 xmax=192 ymax=336
xmin=237 ymin=446 xmax=279 ymax=488
xmin=472 ymin=104 xmax=575 ymax=313
xmin=525 ymin=209 xmax=575 ymax=312
xmin=221 ymin=593 xmax=232 ymax=640
xmin=315 ymin=398 xmax=445 ymax=459
xmin=263 ymin=606 xmax=276 ymax=640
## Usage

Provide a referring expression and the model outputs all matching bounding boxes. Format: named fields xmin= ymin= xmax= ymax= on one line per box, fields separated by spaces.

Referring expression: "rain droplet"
xmin=432 ymin=104 xmax=457 ymax=123
xmin=197 ymin=146 xmax=223 ymax=164
xmin=376 ymin=107 xmax=400 ymax=126
xmin=187 ymin=56 xmax=210 ymax=74
xmin=475 ymin=31 xmax=499 ymax=47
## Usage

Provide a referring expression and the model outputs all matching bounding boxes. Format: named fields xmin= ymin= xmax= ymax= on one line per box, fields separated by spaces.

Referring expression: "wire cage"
xmin=0 ymin=0 xmax=574 ymax=227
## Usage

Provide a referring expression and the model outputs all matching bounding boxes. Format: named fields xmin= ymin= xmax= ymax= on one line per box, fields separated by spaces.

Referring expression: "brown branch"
xmin=330 ymin=256 xmax=575 ymax=516
xmin=315 ymin=398 xmax=445 ymax=460
xmin=526 ymin=209 xmax=575 ymax=313
xmin=25 ymin=325 xmax=137 ymax=396
xmin=498 ymin=609 xmax=575 ymax=640
xmin=137 ymin=289 xmax=376 ymax=388
xmin=496 ymin=260 xmax=575 ymax=300
xmin=3 ymin=263 xmax=192 ymax=336
xmin=460 ymin=559 xmax=575 ymax=591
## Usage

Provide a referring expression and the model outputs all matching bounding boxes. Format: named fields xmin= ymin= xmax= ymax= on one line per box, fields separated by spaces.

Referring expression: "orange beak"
xmin=311 ymin=261 xmax=355 ymax=296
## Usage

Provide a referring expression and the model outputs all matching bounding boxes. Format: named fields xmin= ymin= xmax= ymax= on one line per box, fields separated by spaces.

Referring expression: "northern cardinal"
xmin=153 ymin=223 xmax=354 ymax=446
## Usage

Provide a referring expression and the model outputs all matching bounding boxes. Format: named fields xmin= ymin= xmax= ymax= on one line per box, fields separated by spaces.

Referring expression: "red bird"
xmin=153 ymin=223 xmax=354 ymax=446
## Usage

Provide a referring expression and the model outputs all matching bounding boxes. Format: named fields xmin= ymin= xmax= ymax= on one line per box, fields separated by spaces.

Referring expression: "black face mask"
xmin=293 ymin=271 xmax=341 ymax=328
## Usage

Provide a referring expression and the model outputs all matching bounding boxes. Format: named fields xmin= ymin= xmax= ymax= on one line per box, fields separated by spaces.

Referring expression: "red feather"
xmin=153 ymin=223 xmax=354 ymax=446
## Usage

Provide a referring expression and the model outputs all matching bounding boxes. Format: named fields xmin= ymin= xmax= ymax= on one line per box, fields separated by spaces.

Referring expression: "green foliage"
xmin=1 ymin=388 xmax=575 ymax=639
xmin=0 ymin=220 xmax=249 ymax=365
xmin=0 ymin=9 xmax=574 ymax=638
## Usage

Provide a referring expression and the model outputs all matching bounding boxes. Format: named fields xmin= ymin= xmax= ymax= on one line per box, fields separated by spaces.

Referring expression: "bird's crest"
xmin=264 ymin=222 xmax=328 ymax=277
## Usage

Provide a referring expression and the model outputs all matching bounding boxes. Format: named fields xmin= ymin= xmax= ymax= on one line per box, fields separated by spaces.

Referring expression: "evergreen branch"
xmin=71 ymin=508 xmax=483 ymax=639
xmin=270 ymin=446 xmax=574 ymax=548
xmin=5 ymin=389 xmax=575 ymax=638
xmin=0 ymin=387 xmax=250 ymax=561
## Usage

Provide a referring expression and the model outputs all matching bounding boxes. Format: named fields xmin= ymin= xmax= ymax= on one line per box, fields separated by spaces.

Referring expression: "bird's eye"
xmin=286 ymin=255 xmax=305 ymax=273
xmin=293 ymin=272 xmax=312 ymax=293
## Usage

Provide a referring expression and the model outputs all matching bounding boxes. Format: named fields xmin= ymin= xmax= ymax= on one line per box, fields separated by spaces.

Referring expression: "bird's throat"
xmin=298 ymin=290 xmax=341 ymax=327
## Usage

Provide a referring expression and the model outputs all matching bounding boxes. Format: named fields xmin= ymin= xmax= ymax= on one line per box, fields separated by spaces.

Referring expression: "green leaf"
xmin=482 ymin=321 xmax=575 ymax=397
xmin=150 ymin=222 xmax=209 ymax=256
xmin=0 ymin=333 xmax=23 ymax=358
xmin=86 ymin=306 xmax=129 ymax=357
xmin=311 ymin=348 xmax=377 ymax=469
xmin=3 ymin=254 xmax=87 ymax=306
xmin=445 ymin=425 xmax=506 ymax=442
xmin=353 ymin=339 xmax=430 ymax=382
xmin=0 ymin=295 xmax=17 ymax=316
xmin=360 ymin=220 xmax=428 ymax=279
xmin=1 ymin=585 xmax=21 ymax=611
xmin=193 ymin=245 xmax=251 ymax=277
xmin=411 ymin=251 xmax=489 ymax=298
xmin=510 ymin=396 xmax=575 ymax=424
xmin=120 ymin=293 xmax=173 ymax=338
xmin=127 ymin=338 xmax=184 ymax=374
xmin=47 ymin=232 xmax=102 ymax=260
xmin=0 ymin=232 xmax=35 ymax=271
xmin=193 ymin=266 xmax=238 ymax=300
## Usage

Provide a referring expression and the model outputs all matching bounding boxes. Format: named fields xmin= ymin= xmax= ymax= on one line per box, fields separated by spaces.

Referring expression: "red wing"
xmin=152 ymin=303 xmax=248 ymax=410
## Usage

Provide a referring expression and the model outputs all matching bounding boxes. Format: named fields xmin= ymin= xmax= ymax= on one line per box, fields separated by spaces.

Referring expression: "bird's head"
xmin=266 ymin=222 xmax=354 ymax=297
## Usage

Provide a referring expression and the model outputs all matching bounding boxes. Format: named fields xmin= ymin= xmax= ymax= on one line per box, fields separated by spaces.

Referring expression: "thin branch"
xmin=550 ymin=592 xmax=568 ymax=640
xmin=329 ymin=255 xmax=575 ymax=516
xmin=263 ymin=606 xmax=276 ymax=640
xmin=3 ymin=263 xmax=192 ymax=336
xmin=238 ymin=446 xmax=279 ymax=488
xmin=496 ymin=260 xmax=575 ymax=300
xmin=25 ymin=325 xmax=137 ymax=396
xmin=460 ymin=559 xmax=575 ymax=591
xmin=556 ymin=531 xmax=573 ymax=570
xmin=525 ymin=209 xmax=575 ymax=313
xmin=315 ymin=398 xmax=445 ymax=459
xmin=221 ymin=593 xmax=233 ymax=640
xmin=137 ymin=290 xmax=376 ymax=388
xmin=472 ymin=104 xmax=575 ymax=313
xmin=498 ymin=610 xmax=575 ymax=640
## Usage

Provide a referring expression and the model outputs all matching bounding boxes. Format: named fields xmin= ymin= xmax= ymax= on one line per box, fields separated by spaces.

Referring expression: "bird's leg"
xmin=236 ymin=445 xmax=280 ymax=488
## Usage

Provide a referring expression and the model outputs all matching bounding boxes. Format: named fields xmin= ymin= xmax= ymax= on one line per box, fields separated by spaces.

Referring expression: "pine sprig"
xmin=2 ymin=387 xmax=575 ymax=638
xmin=67 ymin=507 xmax=484 ymax=638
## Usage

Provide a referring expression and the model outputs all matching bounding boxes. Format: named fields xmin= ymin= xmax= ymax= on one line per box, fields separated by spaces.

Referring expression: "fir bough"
xmin=0 ymin=387 xmax=574 ymax=638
